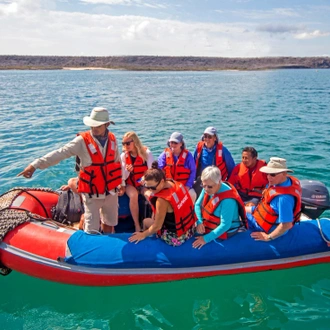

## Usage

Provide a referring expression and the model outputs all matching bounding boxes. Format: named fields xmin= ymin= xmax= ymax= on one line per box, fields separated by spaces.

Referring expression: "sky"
xmin=1 ymin=0 xmax=330 ymax=57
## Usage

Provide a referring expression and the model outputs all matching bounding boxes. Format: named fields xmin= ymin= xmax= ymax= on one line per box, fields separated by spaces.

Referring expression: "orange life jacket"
xmin=164 ymin=148 xmax=191 ymax=185
xmin=125 ymin=151 xmax=148 ymax=188
xmin=195 ymin=141 xmax=228 ymax=180
xmin=228 ymin=160 xmax=268 ymax=198
xmin=252 ymin=176 xmax=302 ymax=233
xmin=149 ymin=181 xmax=196 ymax=236
xmin=201 ymin=182 xmax=247 ymax=239
xmin=77 ymin=131 xmax=122 ymax=197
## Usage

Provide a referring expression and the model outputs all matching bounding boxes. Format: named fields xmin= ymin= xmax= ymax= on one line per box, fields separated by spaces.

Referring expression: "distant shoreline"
xmin=1 ymin=55 xmax=330 ymax=71
xmin=62 ymin=67 xmax=116 ymax=71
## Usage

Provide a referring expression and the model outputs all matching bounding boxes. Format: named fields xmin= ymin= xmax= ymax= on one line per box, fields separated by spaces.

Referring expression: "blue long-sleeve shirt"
xmin=193 ymin=143 xmax=235 ymax=179
xmin=158 ymin=150 xmax=196 ymax=189
xmin=195 ymin=182 xmax=240 ymax=243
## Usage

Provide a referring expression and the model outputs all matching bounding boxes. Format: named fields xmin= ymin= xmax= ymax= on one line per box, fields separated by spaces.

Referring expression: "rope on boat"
xmin=0 ymin=187 xmax=55 ymax=242
xmin=0 ymin=187 xmax=58 ymax=276
xmin=316 ymin=218 xmax=330 ymax=246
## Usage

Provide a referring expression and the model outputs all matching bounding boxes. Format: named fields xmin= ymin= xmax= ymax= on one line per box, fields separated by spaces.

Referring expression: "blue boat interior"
xmin=65 ymin=219 xmax=330 ymax=269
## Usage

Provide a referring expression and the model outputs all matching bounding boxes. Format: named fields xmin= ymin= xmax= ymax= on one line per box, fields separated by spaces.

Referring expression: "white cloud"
xmin=0 ymin=2 xmax=18 ymax=15
xmin=0 ymin=0 xmax=55 ymax=16
xmin=1 ymin=4 xmax=265 ymax=56
xmin=0 ymin=1 xmax=329 ymax=57
xmin=295 ymin=30 xmax=330 ymax=39
xmin=256 ymin=23 xmax=330 ymax=41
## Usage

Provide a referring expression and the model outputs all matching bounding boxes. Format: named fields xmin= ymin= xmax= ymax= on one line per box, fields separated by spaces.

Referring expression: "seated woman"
xmin=193 ymin=166 xmax=247 ymax=249
xmin=129 ymin=162 xmax=196 ymax=246
xmin=121 ymin=131 xmax=154 ymax=232
xmin=158 ymin=132 xmax=197 ymax=203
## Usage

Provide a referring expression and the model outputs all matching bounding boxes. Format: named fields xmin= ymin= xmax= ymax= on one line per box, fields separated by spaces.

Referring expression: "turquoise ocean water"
xmin=0 ymin=69 xmax=330 ymax=329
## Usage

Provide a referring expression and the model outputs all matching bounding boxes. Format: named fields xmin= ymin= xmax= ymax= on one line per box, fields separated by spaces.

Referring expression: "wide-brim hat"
xmin=260 ymin=157 xmax=294 ymax=174
xmin=83 ymin=107 xmax=115 ymax=127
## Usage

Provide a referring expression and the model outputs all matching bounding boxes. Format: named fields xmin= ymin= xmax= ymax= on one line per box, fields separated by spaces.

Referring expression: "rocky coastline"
xmin=1 ymin=55 xmax=330 ymax=71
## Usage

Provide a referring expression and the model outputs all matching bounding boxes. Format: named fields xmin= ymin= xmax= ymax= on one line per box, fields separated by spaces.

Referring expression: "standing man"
xmin=245 ymin=157 xmax=302 ymax=241
xmin=228 ymin=146 xmax=268 ymax=205
xmin=18 ymin=107 xmax=124 ymax=233
xmin=193 ymin=127 xmax=235 ymax=197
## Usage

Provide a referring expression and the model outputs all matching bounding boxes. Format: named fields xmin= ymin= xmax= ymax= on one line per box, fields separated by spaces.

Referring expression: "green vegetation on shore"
xmin=1 ymin=55 xmax=330 ymax=71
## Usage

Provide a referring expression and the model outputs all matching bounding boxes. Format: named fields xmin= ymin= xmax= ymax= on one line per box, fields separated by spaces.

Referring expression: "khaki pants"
xmin=82 ymin=194 xmax=118 ymax=233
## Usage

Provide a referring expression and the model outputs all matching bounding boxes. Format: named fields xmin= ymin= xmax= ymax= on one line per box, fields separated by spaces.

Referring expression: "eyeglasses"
xmin=200 ymin=184 xmax=214 ymax=189
xmin=203 ymin=134 xmax=213 ymax=139
xmin=144 ymin=180 xmax=161 ymax=191
xmin=122 ymin=140 xmax=133 ymax=146
xmin=169 ymin=141 xmax=178 ymax=145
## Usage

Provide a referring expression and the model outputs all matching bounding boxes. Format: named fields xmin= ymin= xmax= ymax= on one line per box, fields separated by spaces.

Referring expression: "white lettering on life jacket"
xmin=218 ymin=149 xmax=223 ymax=157
xmin=177 ymin=194 xmax=188 ymax=210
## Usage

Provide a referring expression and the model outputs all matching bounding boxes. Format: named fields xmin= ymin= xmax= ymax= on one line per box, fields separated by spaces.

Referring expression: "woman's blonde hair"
xmin=123 ymin=131 xmax=148 ymax=162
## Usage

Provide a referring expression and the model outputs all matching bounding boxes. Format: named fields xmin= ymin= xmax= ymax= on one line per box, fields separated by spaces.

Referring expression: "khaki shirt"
xmin=31 ymin=131 xmax=125 ymax=198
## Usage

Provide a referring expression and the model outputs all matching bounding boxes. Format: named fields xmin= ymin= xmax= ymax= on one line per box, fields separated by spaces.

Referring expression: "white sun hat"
xmin=83 ymin=107 xmax=115 ymax=127
xmin=260 ymin=157 xmax=293 ymax=174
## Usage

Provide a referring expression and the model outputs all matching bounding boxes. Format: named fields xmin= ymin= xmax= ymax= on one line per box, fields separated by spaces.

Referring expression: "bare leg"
xmin=126 ymin=185 xmax=141 ymax=232
xmin=78 ymin=213 xmax=85 ymax=230
xmin=102 ymin=223 xmax=114 ymax=233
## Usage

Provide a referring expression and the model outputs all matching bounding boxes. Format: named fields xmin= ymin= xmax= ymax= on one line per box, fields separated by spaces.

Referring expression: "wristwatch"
xmin=268 ymin=234 xmax=273 ymax=240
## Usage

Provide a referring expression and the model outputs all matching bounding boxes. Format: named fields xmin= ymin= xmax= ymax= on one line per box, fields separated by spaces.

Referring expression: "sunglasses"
xmin=203 ymin=134 xmax=213 ymax=139
xmin=122 ymin=140 xmax=133 ymax=146
xmin=267 ymin=172 xmax=282 ymax=177
xmin=200 ymin=184 xmax=214 ymax=189
xmin=144 ymin=180 xmax=161 ymax=191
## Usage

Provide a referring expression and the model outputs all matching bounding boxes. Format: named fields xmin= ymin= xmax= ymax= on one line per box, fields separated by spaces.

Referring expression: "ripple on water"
xmin=1 ymin=70 xmax=330 ymax=329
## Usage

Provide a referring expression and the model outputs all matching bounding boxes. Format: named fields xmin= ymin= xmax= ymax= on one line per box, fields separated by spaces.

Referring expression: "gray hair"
xmin=201 ymin=166 xmax=222 ymax=184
